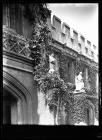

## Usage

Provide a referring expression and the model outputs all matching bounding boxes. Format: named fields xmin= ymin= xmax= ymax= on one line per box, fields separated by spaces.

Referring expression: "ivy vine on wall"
xmin=24 ymin=3 xmax=98 ymax=125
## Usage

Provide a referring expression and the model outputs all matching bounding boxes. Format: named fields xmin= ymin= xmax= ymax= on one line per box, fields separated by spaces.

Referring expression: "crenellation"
xmin=88 ymin=48 xmax=92 ymax=59
xmin=78 ymin=33 xmax=81 ymax=43
xmin=66 ymin=37 xmax=73 ymax=49
xmin=70 ymin=37 xmax=74 ymax=48
xmin=85 ymin=47 xmax=88 ymax=56
xmin=87 ymin=40 xmax=91 ymax=48
xmin=80 ymin=35 xmax=85 ymax=44
xmin=51 ymin=24 xmax=57 ymax=41
xmin=73 ymin=30 xmax=78 ymax=40
xmin=78 ymin=43 xmax=82 ymax=54
xmin=61 ymin=32 xmax=66 ymax=44
xmin=85 ymin=38 xmax=88 ymax=47
xmin=91 ymin=51 xmax=94 ymax=58
xmin=52 ymin=15 xmax=61 ymax=32
xmin=70 ymin=28 xmax=74 ymax=38
xmin=49 ymin=15 xmax=98 ymax=62
xmin=62 ymin=22 xmax=70 ymax=37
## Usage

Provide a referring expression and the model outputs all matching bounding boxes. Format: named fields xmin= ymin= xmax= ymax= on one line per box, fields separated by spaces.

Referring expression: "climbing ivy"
xmin=26 ymin=3 xmax=98 ymax=125
xmin=28 ymin=21 xmax=51 ymax=81
xmin=38 ymin=71 xmax=75 ymax=124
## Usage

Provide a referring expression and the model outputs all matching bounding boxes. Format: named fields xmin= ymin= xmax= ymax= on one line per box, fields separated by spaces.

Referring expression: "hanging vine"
xmin=28 ymin=20 xmax=52 ymax=81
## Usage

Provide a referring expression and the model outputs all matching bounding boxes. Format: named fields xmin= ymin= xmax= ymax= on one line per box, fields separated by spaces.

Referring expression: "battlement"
xmin=47 ymin=15 xmax=98 ymax=63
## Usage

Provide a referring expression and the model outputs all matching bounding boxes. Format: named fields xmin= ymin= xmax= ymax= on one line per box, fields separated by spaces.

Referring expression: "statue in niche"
xmin=49 ymin=53 xmax=56 ymax=74
xmin=75 ymin=71 xmax=85 ymax=92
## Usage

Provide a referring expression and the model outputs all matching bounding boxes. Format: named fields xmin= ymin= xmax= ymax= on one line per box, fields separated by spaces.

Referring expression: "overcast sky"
xmin=48 ymin=3 xmax=98 ymax=47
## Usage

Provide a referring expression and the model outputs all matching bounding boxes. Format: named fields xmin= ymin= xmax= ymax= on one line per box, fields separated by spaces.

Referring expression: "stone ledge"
xmin=3 ymin=64 xmax=33 ymax=74
xmin=3 ymin=51 xmax=33 ymax=67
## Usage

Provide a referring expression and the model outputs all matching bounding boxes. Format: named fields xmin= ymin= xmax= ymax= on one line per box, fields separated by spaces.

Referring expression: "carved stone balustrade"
xmin=3 ymin=26 xmax=32 ymax=59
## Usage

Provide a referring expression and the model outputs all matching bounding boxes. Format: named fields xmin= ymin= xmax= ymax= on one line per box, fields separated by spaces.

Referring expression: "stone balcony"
xmin=3 ymin=25 xmax=32 ymax=59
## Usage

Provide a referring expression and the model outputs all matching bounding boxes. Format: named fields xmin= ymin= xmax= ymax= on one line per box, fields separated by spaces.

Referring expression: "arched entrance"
xmin=3 ymin=71 xmax=32 ymax=124
xmin=3 ymin=88 xmax=18 ymax=124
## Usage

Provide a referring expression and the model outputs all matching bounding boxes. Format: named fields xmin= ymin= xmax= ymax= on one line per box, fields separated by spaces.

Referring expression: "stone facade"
xmin=3 ymin=4 xmax=99 ymax=125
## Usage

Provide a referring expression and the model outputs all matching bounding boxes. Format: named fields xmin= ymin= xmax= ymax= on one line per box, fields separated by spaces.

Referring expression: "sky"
xmin=47 ymin=3 xmax=98 ymax=47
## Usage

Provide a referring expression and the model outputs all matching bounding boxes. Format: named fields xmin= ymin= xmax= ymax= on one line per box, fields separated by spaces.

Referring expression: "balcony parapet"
xmin=3 ymin=26 xmax=32 ymax=59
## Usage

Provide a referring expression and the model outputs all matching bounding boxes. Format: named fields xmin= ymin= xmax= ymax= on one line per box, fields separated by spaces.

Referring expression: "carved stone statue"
xmin=75 ymin=71 xmax=85 ymax=92
xmin=49 ymin=53 xmax=56 ymax=74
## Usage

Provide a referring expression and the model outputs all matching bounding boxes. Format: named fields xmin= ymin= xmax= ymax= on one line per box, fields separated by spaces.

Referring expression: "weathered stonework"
xmin=3 ymin=4 xmax=99 ymax=125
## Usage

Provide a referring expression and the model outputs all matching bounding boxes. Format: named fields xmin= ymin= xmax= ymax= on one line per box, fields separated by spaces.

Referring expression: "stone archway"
xmin=3 ymin=71 xmax=32 ymax=124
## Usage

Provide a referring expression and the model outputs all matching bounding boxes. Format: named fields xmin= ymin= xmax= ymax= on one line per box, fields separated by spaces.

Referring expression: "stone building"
xmin=3 ymin=4 xmax=99 ymax=125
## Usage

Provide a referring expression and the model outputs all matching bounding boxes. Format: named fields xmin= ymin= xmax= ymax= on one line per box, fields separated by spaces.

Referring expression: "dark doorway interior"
xmin=3 ymin=89 xmax=18 ymax=124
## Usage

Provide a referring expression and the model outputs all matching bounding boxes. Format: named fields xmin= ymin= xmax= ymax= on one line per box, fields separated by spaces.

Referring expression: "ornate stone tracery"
xmin=3 ymin=27 xmax=31 ymax=58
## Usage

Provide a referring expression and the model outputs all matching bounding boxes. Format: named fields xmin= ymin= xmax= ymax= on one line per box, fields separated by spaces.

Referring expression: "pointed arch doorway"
xmin=3 ymin=71 xmax=32 ymax=124
xmin=3 ymin=88 xmax=20 ymax=124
